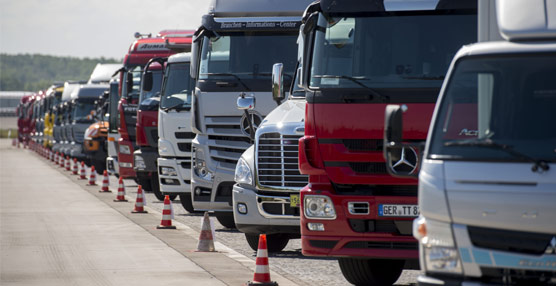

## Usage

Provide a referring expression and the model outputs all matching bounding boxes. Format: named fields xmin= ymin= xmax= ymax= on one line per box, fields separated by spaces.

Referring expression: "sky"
xmin=0 ymin=0 xmax=211 ymax=60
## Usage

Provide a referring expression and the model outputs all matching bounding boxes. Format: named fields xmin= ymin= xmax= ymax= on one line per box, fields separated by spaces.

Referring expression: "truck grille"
xmin=73 ymin=131 xmax=85 ymax=143
xmin=468 ymin=226 xmax=554 ymax=255
xmin=205 ymin=116 xmax=251 ymax=169
xmin=257 ymin=132 xmax=307 ymax=189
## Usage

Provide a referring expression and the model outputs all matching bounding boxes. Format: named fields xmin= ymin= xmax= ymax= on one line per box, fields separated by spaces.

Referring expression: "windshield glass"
xmin=199 ymin=32 xmax=297 ymax=91
xmin=122 ymin=66 xmax=142 ymax=99
xmin=139 ymin=70 xmax=163 ymax=102
xmin=429 ymin=55 xmax=556 ymax=162
xmin=72 ymin=101 xmax=95 ymax=121
xmin=161 ymin=62 xmax=192 ymax=109
xmin=310 ymin=12 xmax=476 ymax=90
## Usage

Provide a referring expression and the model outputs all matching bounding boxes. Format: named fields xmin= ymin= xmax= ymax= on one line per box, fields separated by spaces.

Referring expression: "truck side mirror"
xmin=190 ymin=36 xmax=200 ymax=80
xmin=237 ymin=93 xmax=255 ymax=110
xmin=142 ymin=72 xmax=153 ymax=92
xmin=383 ymin=104 xmax=420 ymax=178
xmin=272 ymin=63 xmax=285 ymax=105
xmin=126 ymin=72 xmax=134 ymax=94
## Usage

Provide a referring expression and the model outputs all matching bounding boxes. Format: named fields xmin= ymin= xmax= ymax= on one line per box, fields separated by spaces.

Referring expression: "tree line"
xmin=0 ymin=53 xmax=120 ymax=92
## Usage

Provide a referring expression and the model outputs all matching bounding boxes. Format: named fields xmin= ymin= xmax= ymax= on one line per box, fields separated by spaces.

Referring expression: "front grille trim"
xmin=256 ymin=132 xmax=307 ymax=191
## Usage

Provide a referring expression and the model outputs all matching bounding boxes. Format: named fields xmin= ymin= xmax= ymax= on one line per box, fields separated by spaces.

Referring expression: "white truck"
xmin=189 ymin=0 xmax=313 ymax=227
xmin=384 ymin=0 xmax=556 ymax=285
xmin=157 ymin=52 xmax=196 ymax=211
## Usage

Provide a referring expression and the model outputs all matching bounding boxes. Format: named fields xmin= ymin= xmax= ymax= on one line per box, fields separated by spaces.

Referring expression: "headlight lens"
xmin=119 ymin=144 xmax=131 ymax=154
xmin=234 ymin=158 xmax=252 ymax=185
xmin=414 ymin=216 xmax=462 ymax=274
xmin=134 ymin=155 xmax=146 ymax=169
xmin=304 ymin=195 xmax=336 ymax=219
xmin=193 ymin=148 xmax=212 ymax=181
xmin=160 ymin=166 xmax=177 ymax=176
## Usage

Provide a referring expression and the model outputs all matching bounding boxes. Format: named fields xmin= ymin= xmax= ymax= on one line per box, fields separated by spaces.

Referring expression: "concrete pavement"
xmin=0 ymin=141 xmax=295 ymax=286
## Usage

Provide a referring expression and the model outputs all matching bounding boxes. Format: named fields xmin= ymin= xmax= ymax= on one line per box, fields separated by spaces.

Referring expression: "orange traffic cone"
xmin=79 ymin=162 xmax=87 ymax=179
xmin=72 ymin=158 xmax=78 ymax=175
xmin=65 ymin=156 xmax=71 ymax=171
xmin=157 ymin=195 xmax=176 ymax=229
xmin=245 ymin=234 xmax=278 ymax=286
xmin=59 ymin=154 xmax=65 ymax=167
xmin=99 ymin=170 xmax=110 ymax=192
xmin=88 ymin=166 xmax=97 ymax=185
xmin=131 ymin=185 xmax=148 ymax=213
xmin=114 ymin=178 xmax=128 ymax=202
xmin=196 ymin=212 xmax=215 ymax=252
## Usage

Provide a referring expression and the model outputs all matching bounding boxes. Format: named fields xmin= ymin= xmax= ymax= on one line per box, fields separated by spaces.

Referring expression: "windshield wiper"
xmin=202 ymin=73 xmax=251 ymax=91
xmin=313 ymin=75 xmax=389 ymax=102
xmin=444 ymin=139 xmax=550 ymax=173
xmin=161 ymin=103 xmax=190 ymax=112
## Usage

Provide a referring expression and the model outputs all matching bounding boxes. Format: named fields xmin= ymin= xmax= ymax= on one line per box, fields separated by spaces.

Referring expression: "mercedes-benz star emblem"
xmin=390 ymin=147 xmax=418 ymax=174
xmin=240 ymin=112 xmax=262 ymax=137
xmin=546 ymin=237 xmax=556 ymax=254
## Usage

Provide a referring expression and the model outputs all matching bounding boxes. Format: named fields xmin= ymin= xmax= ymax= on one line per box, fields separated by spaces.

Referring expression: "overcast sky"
xmin=0 ymin=0 xmax=210 ymax=59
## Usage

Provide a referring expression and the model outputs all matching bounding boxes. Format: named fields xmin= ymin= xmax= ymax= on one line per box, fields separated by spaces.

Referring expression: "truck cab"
xmin=384 ymin=1 xmax=556 ymax=285
xmin=297 ymin=0 xmax=477 ymax=284
xmin=116 ymin=31 xmax=190 ymax=180
xmin=68 ymin=84 xmax=109 ymax=163
xmin=190 ymin=0 xmax=312 ymax=228
xmin=157 ymin=52 xmax=196 ymax=211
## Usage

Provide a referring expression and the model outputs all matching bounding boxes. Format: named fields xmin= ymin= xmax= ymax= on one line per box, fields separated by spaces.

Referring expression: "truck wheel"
xmin=245 ymin=233 xmax=289 ymax=253
xmin=150 ymin=178 xmax=165 ymax=201
xmin=179 ymin=194 xmax=195 ymax=213
xmin=215 ymin=213 xmax=236 ymax=229
xmin=338 ymin=258 xmax=404 ymax=286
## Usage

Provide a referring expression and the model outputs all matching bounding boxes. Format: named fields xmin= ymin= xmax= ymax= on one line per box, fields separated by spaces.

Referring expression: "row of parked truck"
xmin=17 ymin=0 xmax=556 ymax=285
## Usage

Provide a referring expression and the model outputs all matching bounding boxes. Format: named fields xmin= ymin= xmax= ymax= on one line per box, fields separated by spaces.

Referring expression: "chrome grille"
xmin=257 ymin=132 xmax=307 ymax=189
xmin=205 ymin=116 xmax=250 ymax=168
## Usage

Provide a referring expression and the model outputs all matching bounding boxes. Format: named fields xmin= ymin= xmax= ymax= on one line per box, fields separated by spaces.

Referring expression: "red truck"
xmin=134 ymin=32 xmax=193 ymax=200
xmin=296 ymin=0 xmax=477 ymax=285
xmin=17 ymin=94 xmax=35 ymax=145
xmin=117 ymin=31 xmax=191 ymax=182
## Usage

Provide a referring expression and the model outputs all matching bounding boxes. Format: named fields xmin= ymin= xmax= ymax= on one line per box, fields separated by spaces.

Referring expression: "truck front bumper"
xmin=158 ymin=157 xmax=191 ymax=195
xmin=300 ymin=184 xmax=418 ymax=260
xmin=233 ymin=184 xmax=300 ymax=235
xmin=191 ymin=140 xmax=234 ymax=212
xmin=133 ymin=148 xmax=158 ymax=173
xmin=117 ymin=140 xmax=135 ymax=179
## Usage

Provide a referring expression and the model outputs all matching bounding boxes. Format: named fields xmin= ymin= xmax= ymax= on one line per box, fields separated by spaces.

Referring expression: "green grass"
xmin=0 ymin=129 xmax=18 ymax=138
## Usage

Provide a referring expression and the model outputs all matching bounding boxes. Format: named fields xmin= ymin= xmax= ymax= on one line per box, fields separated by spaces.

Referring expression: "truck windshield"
xmin=429 ymin=55 xmax=556 ymax=162
xmin=310 ymin=12 xmax=476 ymax=90
xmin=199 ymin=32 xmax=297 ymax=91
xmin=139 ymin=70 xmax=163 ymax=102
xmin=160 ymin=62 xmax=192 ymax=110
xmin=72 ymin=101 xmax=95 ymax=121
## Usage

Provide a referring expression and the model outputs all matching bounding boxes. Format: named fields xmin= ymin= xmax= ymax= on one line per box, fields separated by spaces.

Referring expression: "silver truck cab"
xmin=68 ymin=84 xmax=109 ymax=163
xmin=384 ymin=1 xmax=556 ymax=284
xmin=189 ymin=0 xmax=313 ymax=227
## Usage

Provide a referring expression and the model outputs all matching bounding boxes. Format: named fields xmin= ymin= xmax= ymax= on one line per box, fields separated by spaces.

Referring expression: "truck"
xmin=383 ymin=1 xmax=556 ymax=285
xmin=17 ymin=94 xmax=34 ymax=145
xmin=115 ymin=31 xmax=190 ymax=181
xmin=189 ymin=0 xmax=310 ymax=227
xmin=43 ymin=84 xmax=64 ymax=148
xmin=106 ymin=79 xmax=120 ymax=176
xmin=52 ymin=82 xmax=80 ymax=155
xmin=83 ymin=90 xmax=110 ymax=172
xmin=296 ymin=0 xmax=477 ymax=285
xmin=68 ymin=84 xmax=109 ymax=164
xmin=157 ymin=52 xmax=196 ymax=211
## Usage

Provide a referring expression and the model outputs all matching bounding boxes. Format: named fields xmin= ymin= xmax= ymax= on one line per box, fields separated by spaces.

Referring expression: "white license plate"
xmin=378 ymin=204 xmax=419 ymax=217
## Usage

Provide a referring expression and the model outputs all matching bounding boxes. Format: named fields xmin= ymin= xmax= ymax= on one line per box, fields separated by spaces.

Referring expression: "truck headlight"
xmin=160 ymin=166 xmax=177 ymax=176
xmin=193 ymin=148 xmax=212 ymax=181
xmin=234 ymin=158 xmax=252 ymax=185
xmin=119 ymin=144 xmax=131 ymax=154
xmin=414 ymin=216 xmax=462 ymax=274
xmin=304 ymin=195 xmax=336 ymax=219
xmin=134 ymin=155 xmax=146 ymax=169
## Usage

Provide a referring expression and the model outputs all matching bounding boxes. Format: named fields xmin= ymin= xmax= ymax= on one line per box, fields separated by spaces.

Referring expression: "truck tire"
xmin=245 ymin=233 xmax=289 ymax=253
xmin=215 ymin=213 xmax=236 ymax=229
xmin=338 ymin=258 xmax=404 ymax=286
xmin=179 ymin=194 xmax=195 ymax=213
xmin=137 ymin=178 xmax=152 ymax=193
